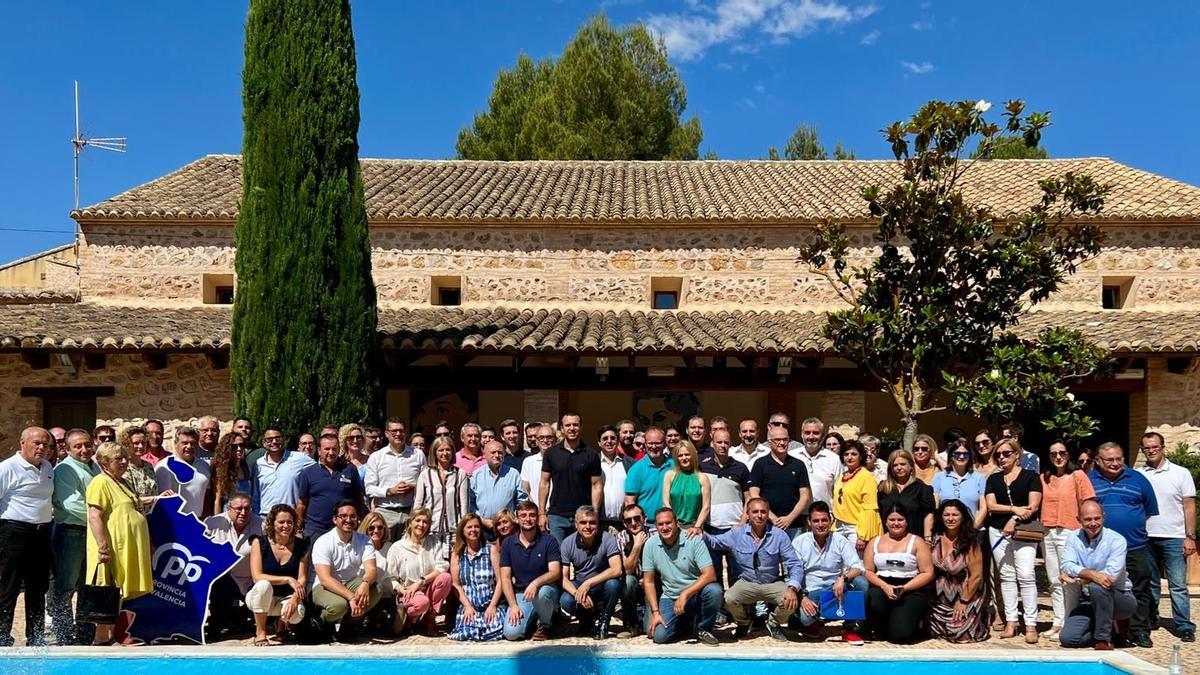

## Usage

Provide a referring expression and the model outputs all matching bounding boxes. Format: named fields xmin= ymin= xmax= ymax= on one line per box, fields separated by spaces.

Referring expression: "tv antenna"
xmin=71 ymin=80 xmax=126 ymax=211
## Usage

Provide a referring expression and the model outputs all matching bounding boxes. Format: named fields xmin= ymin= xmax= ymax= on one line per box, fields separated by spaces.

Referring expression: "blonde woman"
xmin=414 ymin=436 xmax=471 ymax=558
xmin=339 ymin=423 xmax=369 ymax=481
xmin=116 ymin=425 xmax=158 ymax=500
xmin=661 ymin=440 xmax=711 ymax=536
xmin=984 ymin=438 xmax=1043 ymax=643
xmin=358 ymin=511 xmax=403 ymax=636
xmin=386 ymin=508 xmax=452 ymax=634
xmin=911 ymin=435 xmax=940 ymax=485
xmin=876 ymin=448 xmax=935 ymax=539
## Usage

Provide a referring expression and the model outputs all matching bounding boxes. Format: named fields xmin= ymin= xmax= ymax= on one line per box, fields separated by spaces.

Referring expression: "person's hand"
xmin=773 ymin=514 xmax=794 ymax=529
xmin=288 ymin=577 xmax=305 ymax=599
xmin=397 ymin=482 xmax=414 ymax=495
xmin=633 ymin=531 xmax=648 ymax=547
xmin=685 ymin=526 xmax=703 ymax=539
xmin=1002 ymin=520 xmax=1016 ymax=538
xmin=1012 ymin=507 xmax=1031 ymax=521
xmin=158 ymin=489 xmax=176 ymax=497
xmin=351 ymin=586 xmax=369 ymax=617
xmin=523 ymin=582 xmax=539 ymax=602
xmin=883 ymin=583 xmax=901 ymax=601
xmin=97 ymin=546 xmax=112 ymax=564
xmin=1184 ymin=537 xmax=1196 ymax=557
xmin=674 ymin=592 xmax=689 ymax=616
xmin=647 ymin=610 xmax=665 ymax=637
xmin=574 ymin=582 xmax=592 ymax=606
xmin=1095 ymin=573 xmax=1115 ymax=590
xmin=538 ymin=514 xmax=549 ymax=532
xmin=833 ymin=576 xmax=845 ymax=599
xmin=1060 ymin=571 xmax=1078 ymax=585
xmin=484 ymin=603 xmax=498 ymax=623
xmin=800 ymin=596 xmax=818 ymax=618
xmin=462 ymin=602 xmax=477 ymax=624
xmin=780 ymin=588 xmax=799 ymax=612
xmin=507 ymin=604 xmax=523 ymax=626
xmin=952 ymin=599 xmax=967 ymax=622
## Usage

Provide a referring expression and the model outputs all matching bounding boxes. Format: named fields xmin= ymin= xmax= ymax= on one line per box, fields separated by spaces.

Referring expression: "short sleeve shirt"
xmin=560 ymin=531 xmax=620 ymax=584
xmin=500 ymin=532 xmax=561 ymax=592
xmin=1090 ymin=468 xmax=1160 ymax=549
xmin=641 ymin=532 xmax=713 ymax=599
xmin=312 ymin=530 xmax=376 ymax=584
xmin=541 ymin=443 xmax=602 ymax=517
xmin=700 ymin=456 xmax=750 ymax=529
xmin=748 ymin=454 xmax=811 ymax=518
xmin=1138 ymin=460 xmax=1197 ymax=539
xmin=985 ymin=469 xmax=1043 ymax=531
xmin=298 ymin=463 xmax=364 ymax=534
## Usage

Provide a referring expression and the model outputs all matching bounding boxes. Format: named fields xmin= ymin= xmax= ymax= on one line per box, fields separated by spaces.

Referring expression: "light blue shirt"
xmin=791 ymin=530 xmax=865 ymax=595
xmin=705 ymin=524 xmax=804 ymax=591
xmin=1019 ymin=450 xmax=1040 ymax=473
xmin=624 ymin=456 xmax=674 ymax=518
xmin=931 ymin=470 xmax=987 ymax=517
xmin=52 ymin=455 xmax=97 ymax=526
xmin=469 ymin=463 xmax=526 ymax=519
xmin=253 ymin=450 xmax=315 ymax=515
xmin=1062 ymin=527 xmax=1130 ymax=591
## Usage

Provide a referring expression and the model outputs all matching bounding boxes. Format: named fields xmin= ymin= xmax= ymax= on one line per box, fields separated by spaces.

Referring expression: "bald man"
xmin=0 ymin=427 xmax=55 ymax=646
xmin=1059 ymin=500 xmax=1136 ymax=650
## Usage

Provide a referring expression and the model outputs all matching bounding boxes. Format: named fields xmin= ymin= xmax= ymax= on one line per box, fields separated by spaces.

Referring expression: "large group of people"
xmin=0 ymin=413 xmax=1194 ymax=652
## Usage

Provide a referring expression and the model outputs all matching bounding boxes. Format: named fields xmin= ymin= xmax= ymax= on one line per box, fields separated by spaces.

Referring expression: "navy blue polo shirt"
xmin=502 ymin=449 xmax=530 ymax=473
xmin=1088 ymin=468 xmax=1158 ymax=550
xmin=297 ymin=462 xmax=363 ymax=535
xmin=500 ymin=531 xmax=561 ymax=592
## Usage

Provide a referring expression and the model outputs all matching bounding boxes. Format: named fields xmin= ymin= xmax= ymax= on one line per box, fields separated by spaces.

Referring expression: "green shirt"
xmin=52 ymin=455 xmax=97 ymax=526
xmin=641 ymin=531 xmax=712 ymax=598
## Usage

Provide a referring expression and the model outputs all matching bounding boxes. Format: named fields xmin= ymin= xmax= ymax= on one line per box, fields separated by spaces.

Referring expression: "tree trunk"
xmin=901 ymin=414 xmax=920 ymax=451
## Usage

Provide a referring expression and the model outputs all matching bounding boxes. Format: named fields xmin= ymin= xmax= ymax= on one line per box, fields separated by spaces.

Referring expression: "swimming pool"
xmin=0 ymin=646 xmax=1159 ymax=675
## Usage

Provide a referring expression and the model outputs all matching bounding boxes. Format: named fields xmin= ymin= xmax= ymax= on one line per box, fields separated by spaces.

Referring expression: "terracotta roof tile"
xmin=72 ymin=155 xmax=1200 ymax=224
xmin=1 ymin=304 xmax=1197 ymax=355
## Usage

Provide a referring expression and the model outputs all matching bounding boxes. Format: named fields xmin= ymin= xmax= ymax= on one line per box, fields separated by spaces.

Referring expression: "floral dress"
xmin=929 ymin=535 xmax=990 ymax=643
xmin=447 ymin=544 xmax=504 ymax=641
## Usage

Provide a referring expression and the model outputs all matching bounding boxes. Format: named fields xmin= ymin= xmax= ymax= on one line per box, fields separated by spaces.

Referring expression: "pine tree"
xmin=233 ymin=0 xmax=381 ymax=439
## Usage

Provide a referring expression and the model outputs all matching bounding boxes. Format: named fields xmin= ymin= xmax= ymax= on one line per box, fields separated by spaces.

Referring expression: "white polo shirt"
xmin=312 ymin=529 xmax=376 ymax=584
xmin=730 ymin=444 xmax=770 ymax=469
xmin=1138 ymin=459 xmax=1197 ymax=539
xmin=788 ymin=446 xmax=844 ymax=508
xmin=0 ymin=453 xmax=53 ymax=524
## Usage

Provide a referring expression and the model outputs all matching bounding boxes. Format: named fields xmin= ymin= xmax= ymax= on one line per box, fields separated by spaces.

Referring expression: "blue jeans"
xmin=794 ymin=576 xmax=868 ymax=626
xmin=622 ymin=574 xmax=645 ymax=629
xmin=503 ymin=585 xmax=559 ymax=640
xmin=1147 ymin=537 xmax=1194 ymax=632
xmin=645 ymin=582 xmax=723 ymax=643
xmin=547 ymin=514 xmax=574 ymax=545
xmin=560 ymin=577 xmax=623 ymax=625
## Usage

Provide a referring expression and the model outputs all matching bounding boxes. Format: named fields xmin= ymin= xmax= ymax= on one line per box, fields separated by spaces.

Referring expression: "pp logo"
xmin=152 ymin=543 xmax=212 ymax=584
xmin=834 ymin=602 xmax=845 ymax=618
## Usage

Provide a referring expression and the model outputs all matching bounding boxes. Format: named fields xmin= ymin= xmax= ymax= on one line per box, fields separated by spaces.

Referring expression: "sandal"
xmin=252 ymin=638 xmax=272 ymax=647
xmin=1000 ymin=622 xmax=1018 ymax=639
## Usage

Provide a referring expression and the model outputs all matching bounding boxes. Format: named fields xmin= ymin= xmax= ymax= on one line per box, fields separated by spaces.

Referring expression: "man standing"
xmin=455 ymin=423 xmax=486 ymax=477
xmin=686 ymin=416 xmax=712 ymax=462
xmin=616 ymin=420 xmax=642 ymax=461
xmin=597 ymin=425 xmax=634 ymax=532
xmin=1059 ymin=501 xmax=1137 ymax=650
xmin=500 ymin=501 xmax=562 ymax=641
xmin=311 ymin=500 xmax=380 ymax=642
xmin=197 ymin=416 xmax=221 ymax=464
xmin=623 ymin=428 xmax=674 ymax=521
xmin=539 ymin=412 xmax=602 ymax=544
xmin=759 ymin=413 xmax=802 ymax=454
xmin=471 ymin=441 xmax=527 ymax=532
xmin=791 ymin=501 xmax=868 ymax=644
xmin=749 ymin=424 xmax=812 ymax=537
xmin=49 ymin=429 xmax=97 ymax=644
xmin=700 ymin=428 xmax=750 ymax=588
xmin=142 ymin=419 xmax=169 ymax=465
xmin=1136 ymin=431 xmax=1196 ymax=642
xmin=237 ymin=417 xmax=262 ymax=476
xmin=705 ymin=497 xmax=803 ymax=641
xmin=203 ymin=493 xmax=263 ymax=638
xmin=298 ymin=434 xmax=365 ymax=539
xmin=0 ymin=427 xmax=54 ymax=646
xmin=154 ymin=426 xmax=213 ymax=518
xmin=363 ymin=417 xmax=424 ymax=535
xmin=49 ymin=426 xmax=68 ymax=465
xmin=521 ymin=425 xmax=555 ymax=510
xmin=525 ymin=423 xmax=541 ymax=455
xmin=559 ymin=505 xmax=624 ymax=639
xmin=499 ymin=419 xmax=529 ymax=472
xmin=730 ymin=418 xmax=769 ymax=469
xmin=251 ymin=427 xmax=314 ymax=516
xmin=790 ymin=417 xmax=842 ymax=510
xmin=641 ymin=508 xmax=722 ymax=645
xmin=1088 ymin=442 xmax=1159 ymax=648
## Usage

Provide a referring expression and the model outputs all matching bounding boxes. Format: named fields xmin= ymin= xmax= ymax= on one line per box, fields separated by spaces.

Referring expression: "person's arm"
xmin=623 ymin=531 xmax=648 ymax=575
xmin=538 ymin=466 xmax=552 ymax=531
xmin=593 ymin=552 xmax=623 ymax=586
xmin=456 ymin=474 xmax=470 ymax=519
xmin=295 ymin=497 xmax=307 ymax=528
xmin=529 ymin=560 xmax=562 ymax=596
xmin=414 ymin=470 xmax=428 ymax=510
xmin=87 ymin=504 xmax=111 ymax=564
xmin=485 ymin=544 xmax=504 ymax=620
xmin=661 ymin=471 xmax=675 ymax=509
xmin=780 ymin=487 xmax=810 ymax=529
xmin=676 ymin=564 xmax=717 ymax=609
xmin=501 ymin=564 xmax=523 ymax=625
xmin=642 ymin=569 xmax=663 ymax=635
xmin=1184 ymin=496 xmax=1197 ymax=556
xmin=451 ymin=551 xmax=473 ymax=610
xmin=902 ymin=538 xmax=935 ymax=592
xmin=974 ymin=493 xmax=989 ymax=530
xmin=363 ymin=454 xmax=387 ymax=499
xmin=862 ymin=537 xmax=885 ymax=589
xmin=691 ymin=473 xmax=712 ymax=532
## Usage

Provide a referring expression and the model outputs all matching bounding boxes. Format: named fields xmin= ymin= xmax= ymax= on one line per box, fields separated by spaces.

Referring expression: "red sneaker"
xmin=841 ymin=629 xmax=865 ymax=646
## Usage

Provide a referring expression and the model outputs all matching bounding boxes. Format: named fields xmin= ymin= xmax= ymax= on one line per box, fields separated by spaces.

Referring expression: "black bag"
xmin=77 ymin=564 xmax=122 ymax=625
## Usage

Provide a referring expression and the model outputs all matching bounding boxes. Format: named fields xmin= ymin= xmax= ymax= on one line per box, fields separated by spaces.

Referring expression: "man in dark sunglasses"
xmin=615 ymin=504 xmax=650 ymax=637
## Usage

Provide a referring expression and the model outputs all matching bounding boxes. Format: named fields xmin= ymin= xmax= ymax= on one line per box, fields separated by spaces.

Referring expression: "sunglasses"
xmin=951 ymin=451 xmax=971 ymax=460
xmin=536 ymin=435 xmax=555 ymax=440
xmin=632 ymin=441 xmax=645 ymax=447
xmin=996 ymin=450 xmax=1016 ymax=459
xmin=232 ymin=443 xmax=246 ymax=450
xmin=367 ymin=525 xmax=387 ymax=532
xmin=347 ymin=435 xmax=364 ymax=441
xmin=623 ymin=515 xmax=643 ymax=524
xmin=975 ymin=439 xmax=993 ymax=447
xmin=1049 ymin=451 xmax=1069 ymax=458
xmin=768 ymin=421 xmax=790 ymax=428
xmin=98 ymin=435 xmax=115 ymax=442
xmin=436 ymin=432 xmax=451 ymax=438
xmin=913 ymin=446 xmax=930 ymax=452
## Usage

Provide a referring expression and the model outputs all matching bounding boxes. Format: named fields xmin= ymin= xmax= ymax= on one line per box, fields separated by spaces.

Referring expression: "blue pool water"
xmin=0 ymin=654 xmax=1129 ymax=675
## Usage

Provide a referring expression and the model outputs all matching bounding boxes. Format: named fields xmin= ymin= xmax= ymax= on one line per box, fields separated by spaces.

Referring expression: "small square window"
xmin=1101 ymin=276 xmax=1133 ymax=310
xmin=214 ymin=286 xmax=234 ymax=305
xmin=431 ymin=276 xmax=462 ymax=306
xmin=438 ymin=287 xmax=461 ymax=306
xmin=653 ymin=290 xmax=678 ymax=310
xmin=202 ymin=273 xmax=235 ymax=305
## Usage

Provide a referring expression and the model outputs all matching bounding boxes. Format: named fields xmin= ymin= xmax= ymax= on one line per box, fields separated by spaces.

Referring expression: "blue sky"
xmin=1 ymin=1 xmax=1196 ymax=260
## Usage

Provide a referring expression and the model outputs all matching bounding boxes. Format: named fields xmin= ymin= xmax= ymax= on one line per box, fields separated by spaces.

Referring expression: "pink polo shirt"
xmin=455 ymin=449 xmax=485 ymax=477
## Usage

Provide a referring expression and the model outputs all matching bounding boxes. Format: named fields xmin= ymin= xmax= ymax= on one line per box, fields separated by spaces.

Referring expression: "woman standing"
xmin=448 ymin=514 xmax=505 ymax=641
xmin=832 ymin=440 xmax=881 ymax=552
xmin=911 ymin=435 xmax=940 ymax=485
xmin=1039 ymin=440 xmax=1095 ymax=640
xmin=821 ymin=431 xmax=845 ymax=456
xmin=386 ymin=508 xmax=453 ymax=635
xmin=211 ymin=432 xmax=250 ymax=514
xmin=85 ymin=442 xmax=159 ymax=645
xmin=661 ymin=441 xmax=711 ymax=535
xmin=928 ymin=500 xmax=989 ymax=643
xmin=414 ymin=437 xmax=471 ymax=557
xmin=973 ymin=429 xmax=1000 ymax=477
xmin=876 ymin=449 xmax=935 ymax=539
xmin=863 ymin=504 xmax=934 ymax=644
xmin=247 ymin=504 xmax=309 ymax=646
xmin=339 ymin=423 xmax=370 ymax=481
xmin=984 ymin=438 xmax=1043 ymax=643
xmin=116 ymin=425 xmax=158 ymax=501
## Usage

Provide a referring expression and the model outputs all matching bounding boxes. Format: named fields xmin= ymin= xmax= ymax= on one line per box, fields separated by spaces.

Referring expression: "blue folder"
xmin=818 ymin=590 xmax=866 ymax=621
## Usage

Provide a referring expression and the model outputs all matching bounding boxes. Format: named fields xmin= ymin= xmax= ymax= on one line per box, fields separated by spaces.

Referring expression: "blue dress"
xmin=447 ymin=543 xmax=505 ymax=641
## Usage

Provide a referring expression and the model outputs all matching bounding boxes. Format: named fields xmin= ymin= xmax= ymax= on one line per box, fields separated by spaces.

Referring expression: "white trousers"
xmin=1042 ymin=526 xmax=1076 ymax=627
xmin=989 ymin=528 xmax=1038 ymax=625
xmin=245 ymin=579 xmax=305 ymax=624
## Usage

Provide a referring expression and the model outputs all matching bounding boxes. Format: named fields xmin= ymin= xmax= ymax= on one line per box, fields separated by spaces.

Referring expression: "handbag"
xmin=1005 ymin=480 xmax=1045 ymax=543
xmin=818 ymin=590 xmax=866 ymax=621
xmin=77 ymin=563 xmax=122 ymax=625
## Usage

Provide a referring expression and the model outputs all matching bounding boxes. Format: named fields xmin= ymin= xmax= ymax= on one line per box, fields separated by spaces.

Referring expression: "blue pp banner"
xmin=123 ymin=494 xmax=240 ymax=644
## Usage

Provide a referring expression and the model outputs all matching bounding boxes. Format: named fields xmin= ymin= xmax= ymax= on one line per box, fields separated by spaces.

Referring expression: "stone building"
xmin=2 ymin=155 xmax=1200 ymax=457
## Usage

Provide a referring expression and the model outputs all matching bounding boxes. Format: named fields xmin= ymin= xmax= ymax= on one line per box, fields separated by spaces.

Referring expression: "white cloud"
xmin=860 ymin=29 xmax=880 ymax=44
xmin=646 ymin=0 xmax=878 ymax=61
xmin=900 ymin=60 xmax=934 ymax=74
xmin=753 ymin=82 xmax=767 ymax=93
xmin=741 ymin=98 xmax=757 ymax=108
xmin=910 ymin=20 xmax=933 ymax=30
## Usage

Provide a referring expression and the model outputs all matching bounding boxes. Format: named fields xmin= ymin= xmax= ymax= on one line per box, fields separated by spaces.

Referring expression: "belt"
xmin=377 ymin=505 xmax=410 ymax=513
xmin=0 ymin=518 xmax=51 ymax=529
xmin=58 ymin=523 xmax=87 ymax=532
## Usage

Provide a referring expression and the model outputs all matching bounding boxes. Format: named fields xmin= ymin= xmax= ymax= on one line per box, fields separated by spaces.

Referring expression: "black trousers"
xmin=0 ymin=519 xmax=52 ymax=645
xmin=866 ymin=575 xmax=929 ymax=644
xmin=1125 ymin=546 xmax=1156 ymax=637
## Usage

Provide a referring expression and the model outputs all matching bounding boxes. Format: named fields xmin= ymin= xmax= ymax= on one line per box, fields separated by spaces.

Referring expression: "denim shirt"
xmin=705 ymin=523 xmax=804 ymax=591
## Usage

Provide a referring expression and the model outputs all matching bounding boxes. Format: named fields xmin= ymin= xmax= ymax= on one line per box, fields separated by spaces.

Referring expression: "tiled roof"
xmin=1 ymin=304 xmax=1198 ymax=355
xmin=0 ymin=288 xmax=77 ymax=305
xmin=72 ymin=155 xmax=1200 ymax=224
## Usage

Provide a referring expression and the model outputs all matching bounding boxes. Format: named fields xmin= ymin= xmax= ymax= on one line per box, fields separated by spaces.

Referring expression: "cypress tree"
xmin=232 ymin=0 xmax=381 ymax=439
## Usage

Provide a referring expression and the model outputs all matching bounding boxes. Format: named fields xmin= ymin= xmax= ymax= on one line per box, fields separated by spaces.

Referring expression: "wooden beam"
xmin=143 ymin=353 xmax=168 ymax=370
xmin=206 ymin=352 xmax=229 ymax=370
xmin=21 ymin=353 xmax=49 ymax=370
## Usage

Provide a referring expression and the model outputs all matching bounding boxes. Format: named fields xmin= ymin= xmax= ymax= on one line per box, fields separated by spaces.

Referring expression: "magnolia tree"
xmin=803 ymin=100 xmax=1113 ymax=449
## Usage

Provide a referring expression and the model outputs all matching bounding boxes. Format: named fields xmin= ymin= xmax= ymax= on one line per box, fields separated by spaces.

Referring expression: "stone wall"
xmin=1142 ymin=357 xmax=1200 ymax=452
xmin=0 ymin=353 xmax=234 ymax=458
xmin=76 ymin=222 xmax=1200 ymax=311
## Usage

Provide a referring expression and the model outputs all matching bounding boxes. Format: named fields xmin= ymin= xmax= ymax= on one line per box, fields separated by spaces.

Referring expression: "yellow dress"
xmin=86 ymin=473 xmax=154 ymax=601
xmin=832 ymin=467 xmax=883 ymax=541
